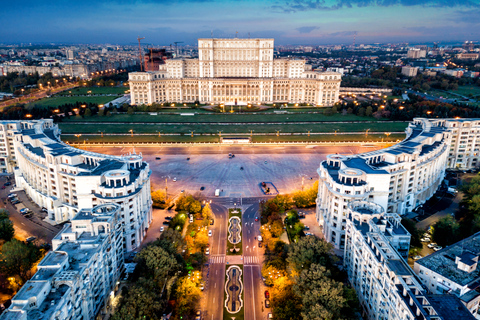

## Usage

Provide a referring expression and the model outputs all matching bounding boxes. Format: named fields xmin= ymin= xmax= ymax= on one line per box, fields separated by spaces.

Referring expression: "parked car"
xmin=20 ymin=208 xmax=30 ymax=214
xmin=210 ymin=219 xmax=214 ymax=225
xmin=299 ymin=215 xmax=306 ymax=219
xmin=304 ymin=226 xmax=310 ymax=230
xmin=4 ymin=182 xmax=11 ymax=186
xmin=160 ymin=226 xmax=164 ymax=232
xmin=255 ymin=217 xmax=259 ymax=222
xmin=41 ymin=207 xmax=48 ymax=213
xmin=413 ymin=255 xmax=423 ymax=260
xmin=24 ymin=213 xmax=33 ymax=218
xmin=240 ymin=166 xmax=244 ymax=170
xmin=205 ymin=248 xmax=210 ymax=255
xmin=420 ymin=238 xmax=430 ymax=242
xmin=200 ymin=186 xmax=205 ymax=191
xmin=208 ymin=230 xmax=212 ymax=237
xmin=268 ymin=313 xmax=273 ymax=319
xmin=265 ymin=290 xmax=270 ymax=299
xmin=155 ymin=157 xmax=161 ymax=160
xmin=433 ymin=246 xmax=443 ymax=251
xmin=186 ymin=157 xmax=190 ymax=161
xmin=258 ymin=242 xmax=262 ymax=247
xmin=162 ymin=221 xmax=170 ymax=225
xmin=165 ymin=216 xmax=173 ymax=221
xmin=26 ymin=236 xmax=36 ymax=242
xmin=173 ymin=177 xmax=177 ymax=182
xmin=427 ymin=243 xmax=437 ymax=249
xmin=11 ymin=200 xmax=20 ymax=205
xmin=265 ymin=300 xmax=270 ymax=308
xmin=7 ymin=193 xmax=16 ymax=198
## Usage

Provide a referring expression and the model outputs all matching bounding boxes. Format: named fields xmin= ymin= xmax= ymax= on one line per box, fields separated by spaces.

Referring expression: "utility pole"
xmin=137 ymin=36 xmax=145 ymax=71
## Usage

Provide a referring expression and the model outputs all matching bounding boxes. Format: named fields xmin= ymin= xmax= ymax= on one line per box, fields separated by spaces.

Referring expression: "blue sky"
xmin=0 ymin=0 xmax=479 ymax=45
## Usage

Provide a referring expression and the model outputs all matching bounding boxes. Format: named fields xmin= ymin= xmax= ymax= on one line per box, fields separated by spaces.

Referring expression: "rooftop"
xmin=416 ymin=231 xmax=480 ymax=287
xmin=427 ymin=294 xmax=476 ymax=320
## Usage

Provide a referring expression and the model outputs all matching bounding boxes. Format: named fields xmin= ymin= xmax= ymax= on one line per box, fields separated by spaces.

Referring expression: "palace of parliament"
xmin=128 ymin=38 xmax=341 ymax=106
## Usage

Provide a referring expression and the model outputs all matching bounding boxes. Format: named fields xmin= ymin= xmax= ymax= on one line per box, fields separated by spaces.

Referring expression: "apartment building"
xmin=414 ymin=232 xmax=480 ymax=318
xmin=0 ymin=203 xmax=124 ymax=320
xmin=317 ymin=118 xmax=450 ymax=251
xmin=128 ymin=38 xmax=341 ymax=106
xmin=344 ymin=200 xmax=475 ymax=320
xmin=3 ymin=120 xmax=151 ymax=252
xmin=444 ymin=119 xmax=480 ymax=169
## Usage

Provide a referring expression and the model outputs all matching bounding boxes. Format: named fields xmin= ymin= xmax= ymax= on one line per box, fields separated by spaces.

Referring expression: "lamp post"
xmin=74 ymin=134 xmax=82 ymax=142
xmin=129 ymin=129 xmax=134 ymax=137
xmin=366 ymin=128 xmax=370 ymax=137
xmin=384 ymin=132 xmax=391 ymax=142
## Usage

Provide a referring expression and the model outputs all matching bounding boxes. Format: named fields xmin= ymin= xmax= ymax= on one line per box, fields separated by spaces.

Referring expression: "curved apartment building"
xmin=10 ymin=119 xmax=151 ymax=252
xmin=317 ymin=118 xmax=454 ymax=251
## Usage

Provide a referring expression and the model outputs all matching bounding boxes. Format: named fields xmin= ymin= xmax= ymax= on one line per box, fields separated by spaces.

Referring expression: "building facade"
xmin=4 ymin=120 xmax=151 ymax=252
xmin=414 ymin=232 xmax=480 ymax=318
xmin=344 ymin=200 xmax=475 ymax=320
xmin=128 ymin=38 xmax=341 ymax=106
xmin=0 ymin=204 xmax=124 ymax=320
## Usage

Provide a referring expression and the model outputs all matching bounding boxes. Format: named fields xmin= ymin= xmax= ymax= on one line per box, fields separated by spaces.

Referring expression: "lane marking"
xmin=251 ymin=267 xmax=256 ymax=320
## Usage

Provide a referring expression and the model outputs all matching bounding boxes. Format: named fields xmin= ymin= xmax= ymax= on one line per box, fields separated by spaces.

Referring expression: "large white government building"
xmin=128 ymin=38 xmax=341 ymax=106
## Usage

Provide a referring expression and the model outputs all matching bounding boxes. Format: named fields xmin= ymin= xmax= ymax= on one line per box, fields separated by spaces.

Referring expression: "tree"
xmin=365 ymin=106 xmax=373 ymax=117
xmin=135 ymin=245 xmax=180 ymax=283
xmin=112 ymin=280 xmax=165 ymax=320
xmin=294 ymin=264 xmax=346 ymax=320
xmin=151 ymin=189 xmax=166 ymax=208
xmin=287 ymin=236 xmax=335 ymax=273
xmin=0 ymin=239 xmax=41 ymax=284
xmin=357 ymin=107 xmax=366 ymax=116
xmin=270 ymin=220 xmax=284 ymax=238
xmin=188 ymin=200 xmax=201 ymax=214
xmin=195 ymin=229 xmax=209 ymax=249
xmin=158 ymin=229 xmax=185 ymax=253
xmin=401 ymin=218 xmax=422 ymax=248
xmin=84 ymin=108 xmax=92 ymax=117
xmin=432 ymin=216 xmax=460 ymax=247
xmin=98 ymin=108 xmax=104 ymax=116
xmin=106 ymin=110 xmax=111 ymax=117
xmin=127 ymin=107 xmax=134 ymax=115
xmin=175 ymin=276 xmax=201 ymax=319
xmin=0 ymin=209 xmax=14 ymax=241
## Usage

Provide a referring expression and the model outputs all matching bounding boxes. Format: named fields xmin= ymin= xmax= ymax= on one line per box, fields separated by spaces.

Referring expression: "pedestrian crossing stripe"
xmin=209 ymin=256 xmax=225 ymax=264
xmin=243 ymin=256 xmax=259 ymax=265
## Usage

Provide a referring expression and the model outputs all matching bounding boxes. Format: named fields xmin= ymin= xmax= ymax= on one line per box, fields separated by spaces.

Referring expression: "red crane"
xmin=137 ymin=36 xmax=145 ymax=71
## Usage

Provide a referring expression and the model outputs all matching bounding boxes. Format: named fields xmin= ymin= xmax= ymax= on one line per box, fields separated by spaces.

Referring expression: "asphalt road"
xmin=204 ymin=202 xmax=228 ymax=320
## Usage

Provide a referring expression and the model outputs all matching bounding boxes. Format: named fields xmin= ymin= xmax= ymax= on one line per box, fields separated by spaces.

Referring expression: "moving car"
xmin=255 ymin=217 xmax=259 ymax=222
xmin=160 ymin=226 xmax=164 ymax=232
xmin=173 ymin=177 xmax=177 ymax=182
xmin=200 ymin=186 xmax=205 ymax=191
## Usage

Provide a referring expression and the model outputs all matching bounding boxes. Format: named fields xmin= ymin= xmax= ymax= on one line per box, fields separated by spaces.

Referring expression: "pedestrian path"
xmin=243 ymin=255 xmax=260 ymax=265
xmin=209 ymin=255 xmax=225 ymax=264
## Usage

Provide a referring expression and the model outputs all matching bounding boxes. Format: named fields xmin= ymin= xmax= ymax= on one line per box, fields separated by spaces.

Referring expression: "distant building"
xmin=143 ymin=48 xmax=172 ymax=72
xmin=456 ymin=53 xmax=480 ymax=61
xmin=401 ymin=66 xmax=418 ymax=77
xmin=0 ymin=204 xmax=124 ymax=320
xmin=65 ymin=49 xmax=75 ymax=60
xmin=407 ymin=48 xmax=427 ymax=59
xmin=414 ymin=231 xmax=480 ymax=318
xmin=129 ymin=38 xmax=341 ymax=106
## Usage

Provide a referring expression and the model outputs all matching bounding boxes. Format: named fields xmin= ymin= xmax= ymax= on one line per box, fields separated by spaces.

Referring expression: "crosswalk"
xmin=208 ymin=255 xmax=260 ymax=265
xmin=209 ymin=255 xmax=225 ymax=264
xmin=243 ymin=256 xmax=260 ymax=265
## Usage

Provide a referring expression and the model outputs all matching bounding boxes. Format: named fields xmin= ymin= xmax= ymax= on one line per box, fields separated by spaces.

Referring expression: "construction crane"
xmin=137 ymin=36 xmax=145 ymax=71
xmin=174 ymin=41 xmax=184 ymax=57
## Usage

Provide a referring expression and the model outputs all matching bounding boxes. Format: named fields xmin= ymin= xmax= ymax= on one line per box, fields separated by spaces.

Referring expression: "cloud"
xmin=272 ymin=0 xmax=480 ymax=12
xmin=296 ymin=26 xmax=319 ymax=33
xmin=450 ymin=9 xmax=480 ymax=24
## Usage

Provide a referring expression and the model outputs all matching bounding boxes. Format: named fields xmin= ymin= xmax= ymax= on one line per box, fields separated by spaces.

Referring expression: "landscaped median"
xmin=227 ymin=208 xmax=242 ymax=255
xmin=224 ymin=264 xmax=244 ymax=320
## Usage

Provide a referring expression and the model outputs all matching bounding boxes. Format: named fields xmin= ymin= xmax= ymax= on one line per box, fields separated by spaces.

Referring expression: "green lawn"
xmin=453 ymin=85 xmax=480 ymax=98
xmin=61 ymin=112 xmax=385 ymax=123
xmin=227 ymin=209 xmax=242 ymax=256
xmin=26 ymin=96 xmax=117 ymax=108
xmin=56 ymin=86 xmax=128 ymax=96
xmin=60 ymin=133 xmax=405 ymax=144
xmin=224 ymin=264 xmax=244 ymax=320
xmin=58 ymin=121 xmax=408 ymax=135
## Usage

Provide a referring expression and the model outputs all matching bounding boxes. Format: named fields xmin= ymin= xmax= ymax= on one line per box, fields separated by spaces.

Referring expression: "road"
xmin=204 ymin=202 xmax=228 ymax=320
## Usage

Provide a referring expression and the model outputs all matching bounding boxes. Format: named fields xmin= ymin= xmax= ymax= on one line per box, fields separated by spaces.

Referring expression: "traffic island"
xmin=224 ymin=265 xmax=244 ymax=320
xmin=227 ymin=208 xmax=242 ymax=255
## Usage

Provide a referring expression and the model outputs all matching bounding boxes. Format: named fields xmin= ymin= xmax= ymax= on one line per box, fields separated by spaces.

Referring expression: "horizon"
xmin=1 ymin=0 xmax=479 ymax=46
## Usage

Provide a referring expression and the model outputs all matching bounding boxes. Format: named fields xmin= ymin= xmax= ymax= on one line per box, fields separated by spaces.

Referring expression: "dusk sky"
xmin=1 ymin=0 xmax=479 ymax=45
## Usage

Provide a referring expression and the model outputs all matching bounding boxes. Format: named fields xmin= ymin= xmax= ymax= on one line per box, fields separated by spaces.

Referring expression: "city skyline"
xmin=1 ymin=0 xmax=479 ymax=45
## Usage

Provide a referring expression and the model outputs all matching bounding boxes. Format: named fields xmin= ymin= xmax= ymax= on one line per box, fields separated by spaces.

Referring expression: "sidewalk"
xmin=416 ymin=193 xmax=461 ymax=231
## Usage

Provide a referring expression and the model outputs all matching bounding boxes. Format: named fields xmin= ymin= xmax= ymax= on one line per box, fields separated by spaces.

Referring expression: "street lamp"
xmin=74 ymin=134 xmax=82 ymax=142
xmin=365 ymin=128 xmax=370 ymax=137
xmin=129 ymin=129 xmax=134 ymax=137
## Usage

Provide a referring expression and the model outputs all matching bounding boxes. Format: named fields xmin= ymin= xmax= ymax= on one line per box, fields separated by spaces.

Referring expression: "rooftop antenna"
xmin=235 ymin=31 xmax=238 ymax=38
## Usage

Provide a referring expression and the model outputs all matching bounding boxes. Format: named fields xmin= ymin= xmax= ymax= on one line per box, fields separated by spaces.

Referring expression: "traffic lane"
xmin=206 ymin=262 xmax=226 ymax=320
xmin=210 ymin=203 xmax=227 ymax=255
xmin=243 ymin=265 xmax=258 ymax=320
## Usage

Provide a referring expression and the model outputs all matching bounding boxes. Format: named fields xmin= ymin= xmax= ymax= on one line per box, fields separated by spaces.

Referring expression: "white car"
xmin=160 ymin=226 xmax=164 ymax=232
xmin=173 ymin=177 xmax=177 ymax=182
xmin=420 ymin=238 xmax=430 ymax=242
xmin=205 ymin=248 xmax=210 ymax=255
xmin=208 ymin=230 xmax=212 ymax=237
xmin=433 ymin=246 xmax=443 ymax=251
xmin=413 ymin=255 xmax=422 ymax=260
xmin=427 ymin=243 xmax=437 ymax=249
